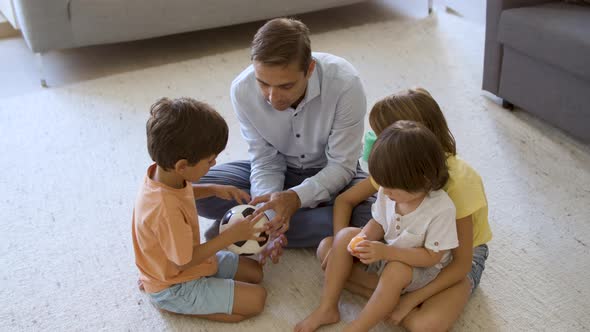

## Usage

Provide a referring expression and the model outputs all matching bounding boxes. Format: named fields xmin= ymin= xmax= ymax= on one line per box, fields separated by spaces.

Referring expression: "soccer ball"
xmin=219 ymin=204 xmax=270 ymax=255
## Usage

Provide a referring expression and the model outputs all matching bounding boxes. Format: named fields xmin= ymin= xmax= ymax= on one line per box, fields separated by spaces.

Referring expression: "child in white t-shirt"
xmin=295 ymin=120 xmax=458 ymax=332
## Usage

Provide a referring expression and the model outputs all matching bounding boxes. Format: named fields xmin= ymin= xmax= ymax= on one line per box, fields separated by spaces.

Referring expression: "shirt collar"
xmin=299 ymin=62 xmax=321 ymax=108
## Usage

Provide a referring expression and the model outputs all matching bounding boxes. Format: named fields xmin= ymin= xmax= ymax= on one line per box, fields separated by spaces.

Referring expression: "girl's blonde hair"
xmin=369 ymin=88 xmax=456 ymax=155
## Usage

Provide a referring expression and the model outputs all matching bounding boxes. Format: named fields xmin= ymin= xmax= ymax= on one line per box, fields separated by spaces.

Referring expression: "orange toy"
xmin=348 ymin=235 xmax=366 ymax=254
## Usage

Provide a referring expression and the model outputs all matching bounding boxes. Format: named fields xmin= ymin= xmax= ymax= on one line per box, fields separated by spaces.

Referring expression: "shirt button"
xmin=300 ymin=154 xmax=305 ymax=158
xmin=294 ymin=113 xmax=298 ymax=117
xmin=296 ymin=134 xmax=300 ymax=138
xmin=396 ymin=217 xmax=400 ymax=221
xmin=434 ymin=241 xmax=439 ymax=246
xmin=396 ymin=225 xmax=400 ymax=230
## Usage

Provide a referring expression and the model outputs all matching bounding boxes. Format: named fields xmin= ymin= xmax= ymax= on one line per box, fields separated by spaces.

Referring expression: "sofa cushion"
xmin=498 ymin=2 xmax=590 ymax=81
xmin=563 ymin=0 xmax=590 ymax=5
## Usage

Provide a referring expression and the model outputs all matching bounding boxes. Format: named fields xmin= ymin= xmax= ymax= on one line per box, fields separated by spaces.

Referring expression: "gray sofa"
xmin=483 ymin=0 xmax=590 ymax=143
xmin=12 ymin=0 xmax=367 ymax=53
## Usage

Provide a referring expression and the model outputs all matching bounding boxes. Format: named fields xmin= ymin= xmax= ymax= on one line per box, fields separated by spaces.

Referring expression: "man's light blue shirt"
xmin=230 ymin=52 xmax=366 ymax=208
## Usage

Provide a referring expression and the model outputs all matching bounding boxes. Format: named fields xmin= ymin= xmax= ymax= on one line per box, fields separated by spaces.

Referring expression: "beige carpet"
xmin=1 ymin=1 xmax=589 ymax=331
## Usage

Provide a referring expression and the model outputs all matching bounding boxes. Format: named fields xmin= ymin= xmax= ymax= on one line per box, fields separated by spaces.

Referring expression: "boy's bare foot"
xmin=258 ymin=234 xmax=287 ymax=265
xmin=137 ymin=279 xmax=145 ymax=292
xmin=294 ymin=306 xmax=340 ymax=332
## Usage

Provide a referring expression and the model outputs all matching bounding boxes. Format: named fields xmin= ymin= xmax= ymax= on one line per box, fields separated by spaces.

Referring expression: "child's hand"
xmin=224 ymin=213 xmax=268 ymax=243
xmin=213 ymin=185 xmax=250 ymax=204
xmin=354 ymin=240 xmax=387 ymax=265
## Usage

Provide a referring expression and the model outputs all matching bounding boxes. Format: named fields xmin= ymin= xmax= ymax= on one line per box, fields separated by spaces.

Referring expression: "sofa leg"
xmin=502 ymin=99 xmax=514 ymax=111
xmin=428 ymin=0 xmax=433 ymax=14
xmin=36 ymin=52 xmax=48 ymax=88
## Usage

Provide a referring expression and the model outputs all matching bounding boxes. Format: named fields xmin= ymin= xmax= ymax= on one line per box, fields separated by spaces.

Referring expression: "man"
xmin=196 ymin=18 xmax=374 ymax=261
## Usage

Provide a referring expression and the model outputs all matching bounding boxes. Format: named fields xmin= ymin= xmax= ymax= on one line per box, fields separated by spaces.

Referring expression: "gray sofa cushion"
xmin=497 ymin=2 xmax=590 ymax=81
xmin=69 ymin=0 xmax=364 ymax=50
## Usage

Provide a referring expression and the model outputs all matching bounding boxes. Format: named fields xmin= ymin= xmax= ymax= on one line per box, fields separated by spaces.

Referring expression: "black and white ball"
xmin=219 ymin=204 xmax=270 ymax=255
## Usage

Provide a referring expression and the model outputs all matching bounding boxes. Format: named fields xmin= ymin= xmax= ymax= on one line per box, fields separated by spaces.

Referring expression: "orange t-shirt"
xmin=132 ymin=164 xmax=217 ymax=293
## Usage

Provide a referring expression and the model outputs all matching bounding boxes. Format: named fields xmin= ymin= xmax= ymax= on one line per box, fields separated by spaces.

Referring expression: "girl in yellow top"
xmin=316 ymin=88 xmax=492 ymax=331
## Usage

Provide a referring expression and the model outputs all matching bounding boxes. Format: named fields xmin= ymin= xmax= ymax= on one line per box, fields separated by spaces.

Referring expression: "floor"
xmin=1 ymin=1 xmax=589 ymax=331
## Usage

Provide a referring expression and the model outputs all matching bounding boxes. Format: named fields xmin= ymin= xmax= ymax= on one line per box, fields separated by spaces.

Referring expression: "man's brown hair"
xmin=369 ymin=88 xmax=456 ymax=156
xmin=251 ymin=18 xmax=312 ymax=72
xmin=369 ymin=120 xmax=449 ymax=192
xmin=146 ymin=97 xmax=228 ymax=170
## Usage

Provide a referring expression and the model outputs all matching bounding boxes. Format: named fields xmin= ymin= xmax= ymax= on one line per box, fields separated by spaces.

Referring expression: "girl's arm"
xmin=333 ymin=178 xmax=378 ymax=234
xmin=399 ymin=216 xmax=474 ymax=306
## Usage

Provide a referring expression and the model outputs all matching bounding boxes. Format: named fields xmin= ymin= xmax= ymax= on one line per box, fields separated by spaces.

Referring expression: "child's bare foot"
xmin=137 ymin=279 xmax=145 ymax=292
xmin=294 ymin=306 xmax=340 ymax=332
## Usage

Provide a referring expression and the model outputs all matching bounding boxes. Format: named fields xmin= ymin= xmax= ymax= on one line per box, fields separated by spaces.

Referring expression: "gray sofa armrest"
xmin=13 ymin=0 xmax=74 ymax=53
xmin=483 ymin=0 xmax=555 ymax=94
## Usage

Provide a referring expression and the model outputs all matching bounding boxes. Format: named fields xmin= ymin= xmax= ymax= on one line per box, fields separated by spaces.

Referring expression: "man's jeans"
xmin=196 ymin=160 xmax=375 ymax=248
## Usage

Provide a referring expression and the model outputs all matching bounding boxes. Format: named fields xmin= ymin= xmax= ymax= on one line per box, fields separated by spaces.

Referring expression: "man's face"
xmin=254 ymin=60 xmax=315 ymax=111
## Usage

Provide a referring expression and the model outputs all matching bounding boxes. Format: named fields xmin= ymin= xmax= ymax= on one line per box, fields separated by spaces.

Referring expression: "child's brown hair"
xmin=146 ymin=97 xmax=228 ymax=170
xmin=369 ymin=88 xmax=456 ymax=156
xmin=369 ymin=120 xmax=449 ymax=192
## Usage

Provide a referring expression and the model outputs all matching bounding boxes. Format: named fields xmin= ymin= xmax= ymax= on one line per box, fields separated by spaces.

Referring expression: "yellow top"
xmin=369 ymin=155 xmax=492 ymax=247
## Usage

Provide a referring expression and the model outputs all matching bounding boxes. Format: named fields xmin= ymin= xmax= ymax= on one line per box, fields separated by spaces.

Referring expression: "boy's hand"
xmin=213 ymin=185 xmax=250 ymax=204
xmin=224 ymin=213 xmax=268 ymax=243
xmin=354 ymin=240 xmax=387 ymax=265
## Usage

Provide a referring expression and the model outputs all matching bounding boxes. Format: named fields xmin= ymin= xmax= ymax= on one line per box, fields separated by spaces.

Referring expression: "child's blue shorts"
xmin=149 ymin=250 xmax=239 ymax=315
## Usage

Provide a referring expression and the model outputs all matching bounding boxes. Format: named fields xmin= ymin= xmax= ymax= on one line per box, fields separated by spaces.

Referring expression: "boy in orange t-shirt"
xmin=132 ymin=97 xmax=268 ymax=321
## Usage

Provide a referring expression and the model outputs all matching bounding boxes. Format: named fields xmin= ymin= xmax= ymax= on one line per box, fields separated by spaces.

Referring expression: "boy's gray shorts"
xmin=366 ymin=244 xmax=489 ymax=294
xmin=365 ymin=260 xmax=445 ymax=293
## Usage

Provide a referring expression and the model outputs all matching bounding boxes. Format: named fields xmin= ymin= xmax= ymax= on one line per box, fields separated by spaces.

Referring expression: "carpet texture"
xmin=1 ymin=1 xmax=589 ymax=331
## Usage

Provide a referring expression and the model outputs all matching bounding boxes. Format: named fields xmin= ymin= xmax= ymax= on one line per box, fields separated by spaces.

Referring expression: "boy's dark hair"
xmin=251 ymin=18 xmax=312 ymax=72
xmin=146 ymin=97 xmax=228 ymax=171
xmin=369 ymin=88 xmax=456 ymax=156
xmin=369 ymin=120 xmax=449 ymax=192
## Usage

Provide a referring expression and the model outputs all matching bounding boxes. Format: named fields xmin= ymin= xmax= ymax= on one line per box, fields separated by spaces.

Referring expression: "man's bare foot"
xmin=137 ymin=279 xmax=145 ymax=292
xmin=258 ymin=234 xmax=287 ymax=265
xmin=294 ymin=306 xmax=340 ymax=332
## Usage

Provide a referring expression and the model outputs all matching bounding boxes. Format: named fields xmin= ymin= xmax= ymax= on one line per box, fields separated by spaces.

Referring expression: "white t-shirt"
xmin=371 ymin=188 xmax=458 ymax=267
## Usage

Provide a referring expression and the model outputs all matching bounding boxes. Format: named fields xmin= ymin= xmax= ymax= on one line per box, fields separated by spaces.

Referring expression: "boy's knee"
xmin=382 ymin=261 xmax=413 ymax=284
xmin=252 ymin=287 xmax=267 ymax=315
xmin=251 ymin=265 xmax=264 ymax=284
xmin=334 ymin=227 xmax=361 ymax=244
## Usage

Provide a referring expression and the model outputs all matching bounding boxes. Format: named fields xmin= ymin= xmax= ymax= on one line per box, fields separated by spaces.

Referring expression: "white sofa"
xmin=13 ymin=0 xmax=368 ymax=53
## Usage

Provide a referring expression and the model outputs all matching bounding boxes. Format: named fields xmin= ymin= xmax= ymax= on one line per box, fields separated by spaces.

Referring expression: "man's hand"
xmin=250 ymin=190 xmax=301 ymax=237
xmin=257 ymin=234 xmax=288 ymax=265
xmin=354 ymin=240 xmax=387 ymax=265
xmin=213 ymin=185 xmax=250 ymax=204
